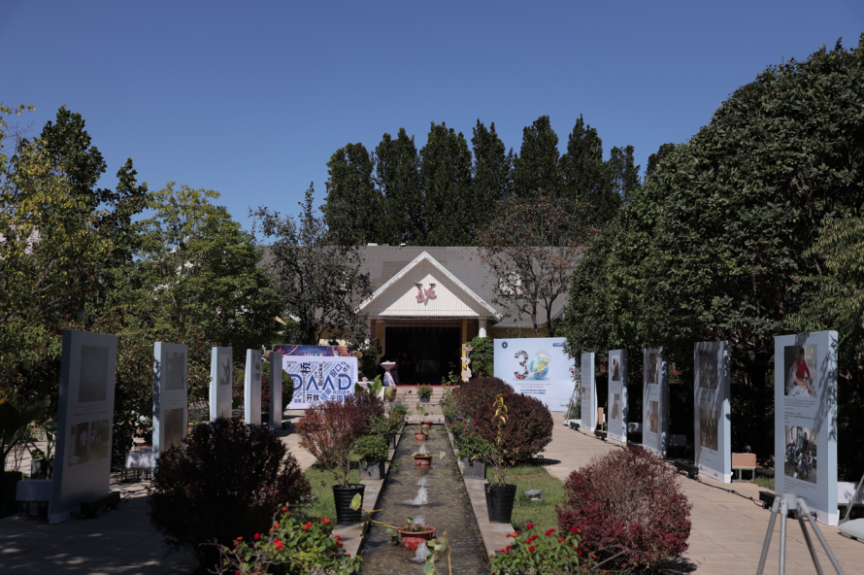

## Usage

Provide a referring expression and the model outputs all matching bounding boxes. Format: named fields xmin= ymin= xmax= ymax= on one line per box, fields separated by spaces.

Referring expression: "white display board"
xmin=642 ymin=347 xmax=668 ymax=458
xmin=49 ymin=330 xmax=118 ymax=523
xmin=270 ymin=351 xmax=283 ymax=430
xmin=580 ymin=352 xmax=597 ymax=430
xmin=245 ymin=349 xmax=262 ymax=425
xmin=694 ymin=341 xmax=731 ymax=483
xmin=608 ymin=349 xmax=627 ymax=443
xmin=493 ymin=338 xmax=574 ymax=412
xmin=284 ymin=355 xmax=358 ymax=409
xmin=774 ymin=331 xmax=838 ymax=525
xmin=153 ymin=342 xmax=188 ymax=467
xmin=210 ymin=347 xmax=233 ymax=421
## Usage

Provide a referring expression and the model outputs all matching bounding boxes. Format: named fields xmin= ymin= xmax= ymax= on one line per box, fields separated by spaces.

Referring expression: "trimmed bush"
xmin=556 ymin=447 xmax=692 ymax=569
xmin=352 ymin=390 xmax=385 ymax=434
xmin=296 ymin=396 xmax=370 ymax=486
xmin=148 ymin=417 xmax=309 ymax=570
xmin=474 ymin=392 xmax=553 ymax=462
xmin=451 ymin=377 xmax=514 ymax=422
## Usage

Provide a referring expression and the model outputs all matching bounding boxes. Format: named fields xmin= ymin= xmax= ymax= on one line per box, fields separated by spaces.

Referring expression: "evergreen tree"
xmin=512 ymin=115 xmax=563 ymax=198
xmin=419 ymin=122 xmax=474 ymax=246
xmin=375 ymin=129 xmax=424 ymax=245
xmin=645 ymin=143 xmax=676 ymax=181
xmin=322 ymin=143 xmax=382 ymax=245
xmin=560 ymin=115 xmax=619 ymax=226
xmin=471 ymin=120 xmax=513 ymax=214
xmin=608 ymin=145 xmax=642 ymax=204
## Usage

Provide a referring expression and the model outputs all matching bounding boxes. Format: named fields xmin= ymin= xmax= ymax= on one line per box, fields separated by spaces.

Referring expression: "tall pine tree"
xmin=323 ymin=143 xmax=382 ymax=245
xmin=420 ymin=122 xmax=474 ymax=246
xmin=471 ymin=120 xmax=513 ymax=213
xmin=512 ymin=115 xmax=563 ymax=198
xmin=376 ymin=129 xmax=424 ymax=245
xmin=608 ymin=145 xmax=642 ymax=204
xmin=560 ymin=115 xmax=619 ymax=226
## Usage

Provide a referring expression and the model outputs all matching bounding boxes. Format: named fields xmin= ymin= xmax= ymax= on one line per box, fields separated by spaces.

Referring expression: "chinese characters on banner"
xmin=283 ymin=355 xmax=358 ymax=408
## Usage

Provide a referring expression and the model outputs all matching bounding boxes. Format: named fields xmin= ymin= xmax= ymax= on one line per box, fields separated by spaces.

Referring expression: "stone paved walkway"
xmin=542 ymin=412 xmax=864 ymax=575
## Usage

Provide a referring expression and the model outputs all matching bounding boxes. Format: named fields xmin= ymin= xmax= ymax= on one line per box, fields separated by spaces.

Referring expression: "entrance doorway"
xmin=384 ymin=325 xmax=462 ymax=384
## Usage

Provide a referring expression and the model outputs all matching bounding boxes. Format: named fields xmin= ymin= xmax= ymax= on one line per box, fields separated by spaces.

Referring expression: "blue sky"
xmin=3 ymin=1 xmax=863 ymax=235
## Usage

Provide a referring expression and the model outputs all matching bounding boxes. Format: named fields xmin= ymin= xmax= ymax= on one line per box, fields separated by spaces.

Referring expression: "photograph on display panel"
xmin=78 ymin=346 xmax=109 ymax=403
xmin=699 ymin=409 xmax=719 ymax=451
xmin=647 ymin=352 xmax=659 ymax=384
xmin=611 ymin=356 xmax=620 ymax=382
xmin=784 ymin=424 xmax=817 ymax=484
xmin=783 ymin=344 xmax=817 ymax=397
xmin=89 ymin=419 xmax=110 ymax=461
xmin=698 ymin=350 xmax=719 ymax=390
xmin=70 ymin=422 xmax=90 ymax=467
xmin=219 ymin=355 xmax=231 ymax=386
xmin=648 ymin=400 xmax=659 ymax=433
xmin=164 ymin=408 xmax=185 ymax=450
xmin=611 ymin=393 xmax=622 ymax=421
xmin=165 ymin=351 xmax=186 ymax=391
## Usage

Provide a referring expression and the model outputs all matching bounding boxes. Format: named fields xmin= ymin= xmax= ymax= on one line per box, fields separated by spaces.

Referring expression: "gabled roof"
xmin=357 ymin=250 xmax=502 ymax=320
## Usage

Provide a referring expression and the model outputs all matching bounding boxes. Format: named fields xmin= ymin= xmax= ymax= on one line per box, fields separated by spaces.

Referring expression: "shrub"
xmin=474 ymin=392 xmax=553 ymax=462
xmin=352 ymin=390 xmax=385 ymax=434
xmin=456 ymin=431 xmax=491 ymax=461
xmin=451 ymin=377 xmax=514 ymax=422
xmin=556 ymin=447 xmax=692 ymax=570
xmin=390 ymin=402 xmax=408 ymax=419
xmin=488 ymin=522 xmax=599 ymax=575
xmin=417 ymin=384 xmax=433 ymax=399
xmin=212 ymin=511 xmax=362 ymax=575
xmin=296 ymin=397 xmax=368 ymax=486
xmin=149 ymin=417 xmax=309 ymax=570
xmin=354 ymin=434 xmax=388 ymax=462
xmin=467 ymin=335 xmax=494 ymax=376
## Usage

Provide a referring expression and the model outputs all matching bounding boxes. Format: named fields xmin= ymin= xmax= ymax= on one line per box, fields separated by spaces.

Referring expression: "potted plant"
xmin=296 ymin=397 xmax=366 ymax=524
xmin=456 ymin=431 xmax=490 ymax=480
xmin=384 ymin=387 xmax=396 ymax=402
xmin=414 ymin=404 xmax=429 ymax=440
xmin=355 ymin=434 xmax=388 ymax=481
xmin=482 ymin=395 xmax=517 ymax=523
xmin=1 ymin=400 xmax=47 ymax=517
xmin=390 ymin=401 xmax=408 ymax=420
xmin=412 ymin=443 xmax=434 ymax=467
xmin=417 ymin=384 xmax=433 ymax=403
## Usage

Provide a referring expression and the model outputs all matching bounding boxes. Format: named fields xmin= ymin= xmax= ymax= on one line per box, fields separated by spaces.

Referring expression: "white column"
xmin=478 ymin=318 xmax=488 ymax=338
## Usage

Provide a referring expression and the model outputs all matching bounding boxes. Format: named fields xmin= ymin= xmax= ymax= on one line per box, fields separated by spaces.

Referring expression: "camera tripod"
xmin=756 ymin=493 xmax=845 ymax=575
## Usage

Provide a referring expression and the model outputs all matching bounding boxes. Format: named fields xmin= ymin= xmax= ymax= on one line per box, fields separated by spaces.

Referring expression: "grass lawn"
xmin=301 ymin=456 xmax=361 ymax=523
xmin=487 ymin=463 xmax=565 ymax=533
xmin=753 ymin=475 xmax=775 ymax=491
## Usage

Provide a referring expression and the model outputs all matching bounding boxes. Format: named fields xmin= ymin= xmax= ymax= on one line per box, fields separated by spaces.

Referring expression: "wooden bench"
xmin=732 ymin=452 xmax=757 ymax=481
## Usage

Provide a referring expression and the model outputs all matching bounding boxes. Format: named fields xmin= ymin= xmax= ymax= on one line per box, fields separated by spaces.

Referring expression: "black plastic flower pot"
xmin=387 ymin=434 xmax=397 ymax=450
xmin=359 ymin=459 xmax=385 ymax=481
xmin=0 ymin=471 xmax=23 ymax=518
xmin=485 ymin=483 xmax=517 ymax=524
xmin=419 ymin=396 xmax=431 ymax=404
xmin=332 ymin=483 xmax=366 ymax=525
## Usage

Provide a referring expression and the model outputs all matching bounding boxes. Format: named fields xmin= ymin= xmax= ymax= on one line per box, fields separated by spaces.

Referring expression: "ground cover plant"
xmin=149 ymin=417 xmax=309 ymax=570
xmin=488 ymin=521 xmax=606 ymax=575
xmin=556 ymin=447 xmax=691 ymax=570
xmin=474 ymin=392 xmax=553 ymax=462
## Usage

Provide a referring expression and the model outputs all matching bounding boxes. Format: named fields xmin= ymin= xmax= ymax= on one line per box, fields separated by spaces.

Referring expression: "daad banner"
xmin=494 ymin=337 xmax=574 ymax=412
xmin=284 ymin=355 xmax=358 ymax=409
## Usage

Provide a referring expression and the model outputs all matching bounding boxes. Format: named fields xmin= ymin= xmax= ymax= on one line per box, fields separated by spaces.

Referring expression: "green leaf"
xmin=349 ymin=493 xmax=362 ymax=510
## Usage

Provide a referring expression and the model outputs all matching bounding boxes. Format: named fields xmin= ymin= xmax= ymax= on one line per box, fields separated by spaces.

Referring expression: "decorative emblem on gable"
xmin=415 ymin=283 xmax=437 ymax=305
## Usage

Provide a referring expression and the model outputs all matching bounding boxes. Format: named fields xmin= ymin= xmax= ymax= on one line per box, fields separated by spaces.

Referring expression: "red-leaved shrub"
xmin=296 ymin=395 xmax=371 ymax=486
xmin=556 ymin=447 xmax=692 ymax=569
xmin=452 ymin=377 xmax=514 ymax=422
xmin=473 ymin=392 xmax=553 ymax=462
xmin=149 ymin=417 xmax=309 ymax=570
xmin=351 ymin=390 xmax=385 ymax=434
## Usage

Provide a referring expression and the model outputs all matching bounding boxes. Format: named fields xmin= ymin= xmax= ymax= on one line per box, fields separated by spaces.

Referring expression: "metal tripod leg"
xmin=798 ymin=498 xmax=846 ymax=575
xmin=797 ymin=512 xmax=825 ymax=575
xmin=779 ymin=497 xmax=788 ymax=575
xmin=757 ymin=497 xmax=781 ymax=575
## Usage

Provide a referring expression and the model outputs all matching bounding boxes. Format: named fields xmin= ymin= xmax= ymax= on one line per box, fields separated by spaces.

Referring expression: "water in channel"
xmin=359 ymin=425 xmax=489 ymax=574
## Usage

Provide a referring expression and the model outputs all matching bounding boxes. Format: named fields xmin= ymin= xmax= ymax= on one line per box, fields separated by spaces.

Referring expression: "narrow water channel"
xmin=359 ymin=425 xmax=489 ymax=574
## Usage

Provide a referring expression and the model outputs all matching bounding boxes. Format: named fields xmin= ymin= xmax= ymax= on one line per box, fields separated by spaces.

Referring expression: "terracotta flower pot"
xmin=398 ymin=526 xmax=436 ymax=550
xmin=415 ymin=433 xmax=427 ymax=441
xmin=421 ymin=421 xmax=433 ymax=430
xmin=414 ymin=454 xmax=432 ymax=467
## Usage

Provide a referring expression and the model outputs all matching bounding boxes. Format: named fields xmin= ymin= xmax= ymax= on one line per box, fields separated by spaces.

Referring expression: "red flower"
xmin=570 ymin=526 xmax=580 ymax=534
xmin=558 ymin=538 xmax=565 ymax=543
xmin=528 ymin=545 xmax=536 ymax=552
xmin=347 ymin=553 xmax=351 ymax=558
xmin=545 ymin=528 xmax=556 ymax=536
xmin=321 ymin=517 xmax=331 ymax=525
xmin=506 ymin=545 xmax=512 ymax=553
xmin=337 ymin=541 xmax=344 ymax=547
xmin=506 ymin=530 xmax=519 ymax=538
xmin=302 ymin=522 xmax=313 ymax=530
xmin=526 ymin=523 xmax=535 ymax=530
xmin=254 ymin=533 xmax=260 ymax=540
xmin=334 ymin=534 xmax=342 ymax=540
xmin=236 ymin=536 xmax=243 ymax=541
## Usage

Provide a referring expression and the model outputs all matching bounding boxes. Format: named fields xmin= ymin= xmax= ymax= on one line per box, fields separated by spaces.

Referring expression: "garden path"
xmin=543 ymin=412 xmax=864 ymax=575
